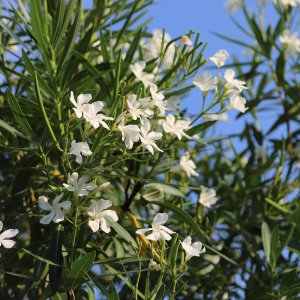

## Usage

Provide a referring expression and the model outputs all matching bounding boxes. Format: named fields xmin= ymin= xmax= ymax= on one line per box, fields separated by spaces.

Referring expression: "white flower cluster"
xmin=114 ymin=58 xmax=193 ymax=155
xmin=279 ymin=30 xmax=300 ymax=56
xmin=141 ymin=29 xmax=176 ymax=69
xmin=136 ymin=213 xmax=206 ymax=262
xmin=193 ymin=49 xmax=248 ymax=121
xmin=225 ymin=0 xmax=244 ymax=13
xmin=38 ymin=172 xmax=117 ymax=233
xmin=280 ymin=0 xmax=300 ymax=7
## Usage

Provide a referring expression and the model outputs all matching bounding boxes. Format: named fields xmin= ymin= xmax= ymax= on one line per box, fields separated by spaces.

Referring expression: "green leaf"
xmin=144 ymin=183 xmax=185 ymax=198
xmin=122 ymin=28 xmax=142 ymax=76
xmin=47 ymin=228 xmax=64 ymax=294
xmin=58 ymin=12 xmax=80 ymax=67
xmin=22 ymin=248 xmax=60 ymax=267
xmin=34 ymin=72 xmax=63 ymax=152
xmin=270 ymin=226 xmax=279 ymax=270
xmin=151 ymin=200 xmax=237 ymax=265
xmin=6 ymin=89 xmax=36 ymax=141
xmin=261 ymin=222 xmax=271 ymax=262
xmin=265 ymin=198 xmax=288 ymax=213
xmin=68 ymin=250 xmax=96 ymax=288
xmin=52 ymin=0 xmax=77 ymax=50
xmin=108 ymin=282 xmax=120 ymax=300
xmin=107 ymin=219 xmax=138 ymax=249
xmin=0 ymin=119 xmax=29 ymax=140
xmin=276 ymin=52 xmax=285 ymax=87
xmin=72 ymin=50 xmax=112 ymax=100
xmin=142 ymin=188 xmax=164 ymax=201
xmin=278 ymin=223 xmax=295 ymax=254
xmin=29 ymin=0 xmax=48 ymax=55
xmin=111 ymin=49 xmax=122 ymax=118
xmin=187 ymin=121 xmax=216 ymax=136
xmin=167 ymin=233 xmax=180 ymax=266
xmin=113 ymin=237 xmax=125 ymax=258
xmin=33 ymin=248 xmax=49 ymax=282
xmin=22 ymin=49 xmax=56 ymax=98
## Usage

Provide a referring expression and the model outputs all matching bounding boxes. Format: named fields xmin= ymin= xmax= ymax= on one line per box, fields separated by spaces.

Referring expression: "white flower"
xmin=150 ymin=84 xmax=168 ymax=116
xmin=203 ymin=112 xmax=229 ymax=122
xmin=280 ymin=0 xmax=300 ymax=6
xmin=199 ymin=186 xmax=218 ymax=208
xmin=70 ymin=92 xmax=113 ymax=129
xmin=70 ymin=91 xmax=92 ymax=118
xmin=181 ymin=35 xmax=193 ymax=46
xmin=69 ymin=140 xmax=92 ymax=164
xmin=130 ymin=61 xmax=155 ymax=88
xmin=63 ymin=172 xmax=97 ymax=197
xmin=224 ymin=69 xmax=248 ymax=91
xmin=38 ymin=193 xmax=71 ymax=224
xmin=166 ymin=96 xmax=180 ymax=112
xmin=193 ymin=72 xmax=217 ymax=92
xmin=0 ymin=220 xmax=18 ymax=249
xmin=136 ymin=213 xmax=175 ymax=241
xmin=279 ymin=30 xmax=300 ymax=56
xmin=181 ymin=236 xmax=206 ymax=262
xmin=225 ymin=0 xmax=244 ymax=13
xmin=117 ymin=118 xmax=140 ymax=149
xmin=142 ymin=29 xmax=176 ymax=69
xmin=180 ymin=153 xmax=199 ymax=177
xmin=229 ymin=92 xmax=248 ymax=113
xmin=209 ymin=49 xmax=229 ymax=68
xmin=87 ymin=199 xmax=118 ymax=233
xmin=81 ymin=102 xmax=113 ymax=130
xmin=126 ymin=94 xmax=153 ymax=121
xmin=162 ymin=115 xmax=191 ymax=140
xmin=148 ymin=260 xmax=161 ymax=271
xmin=139 ymin=120 xmax=163 ymax=154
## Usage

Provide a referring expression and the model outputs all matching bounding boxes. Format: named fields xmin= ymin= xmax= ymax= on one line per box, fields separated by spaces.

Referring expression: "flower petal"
xmin=75 ymin=154 xmax=83 ymax=164
xmin=159 ymin=230 xmax=172 ymax=241
xmin=63 ymin=183 xmax=75 ymax=192
xmin=77 ymin=93 xmax=92 ymax=105
xmin=101 ymin=210 xmax=118 ymax=222
xmin=38 ymin=196 xmax=52 ymax=211
xmin=1 ymin=239 xmax=16 ymax=249
xmin=89 ymin=219 xmax=100 ymax=232
xmin=160 ymin=225 xmax=175 ymax=235
xmin=99 ymin=218 xmax=111 ymax=233
xmin=95 ymin=199 xmax=112 ymax=212
xmin=59 ymin=201 xmax=71 ymax=210
xmin=136 ymin=228 xmax=152 ymax=235
xmin=40 ymin=211 xmax=56 ymax=225
xmin=53 ymin=193 xmax=64 ymax=205
xmin=0 ymin=229 xmax=19 ymax=240
xmin=152 ymin=213 xmax=168 ymax=226
xmin=145 ymin=231 xmax=160 ymax=241
xmin=53 ymin=209 xmax=64 ymax=223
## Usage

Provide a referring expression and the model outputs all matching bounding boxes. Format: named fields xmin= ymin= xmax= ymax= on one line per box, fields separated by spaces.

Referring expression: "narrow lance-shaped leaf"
xmin=34 ymin=72 xmax=63 ymax=152
xmin=261 ymin=222 xmax=271 ymax=262
xmin=6 ymin=89 xmax=36 ymax=141
xmin=67 ymin=250 xmax=96 ymax=288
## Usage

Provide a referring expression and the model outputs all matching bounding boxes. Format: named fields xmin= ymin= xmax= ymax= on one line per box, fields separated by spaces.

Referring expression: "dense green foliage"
xmin=0 ymin=0 xmax=299 ymax=299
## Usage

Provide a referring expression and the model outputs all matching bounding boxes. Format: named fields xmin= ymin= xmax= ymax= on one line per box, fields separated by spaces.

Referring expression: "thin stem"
xmin=70 ymin=196 xmax=79 ymax=263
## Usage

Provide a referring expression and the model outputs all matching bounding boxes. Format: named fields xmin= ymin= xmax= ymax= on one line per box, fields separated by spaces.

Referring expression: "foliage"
xmin=0 ymin=0 xmax=299 ymax=299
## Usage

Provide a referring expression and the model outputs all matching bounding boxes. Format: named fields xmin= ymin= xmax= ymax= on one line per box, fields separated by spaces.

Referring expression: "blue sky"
xmin=147 ymin=0 xmax=242 ymax=54
xmin=147 ymin=0 xmax=249 ymax=144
